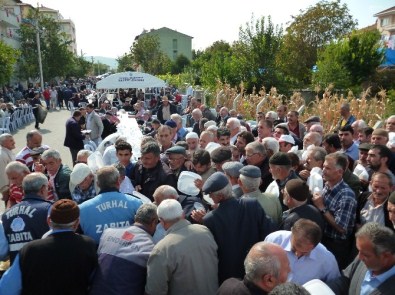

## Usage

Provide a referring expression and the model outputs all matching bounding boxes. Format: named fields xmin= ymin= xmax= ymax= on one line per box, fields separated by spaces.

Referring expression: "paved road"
xmin=1 ymin=108 xmax=73 ymax=214
xmin=13 ymin=108 xmax=74 ymax=168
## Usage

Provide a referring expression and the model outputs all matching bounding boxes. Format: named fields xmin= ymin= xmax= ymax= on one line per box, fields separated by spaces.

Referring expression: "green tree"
xmin=191 ymin=41 xmax=235 ymax=88
xmin=0 ymin=41 xmax=19 ymax=86
xmin=340 ymin=30 xmax=384 ymax=85
xmin=236 ymin=15 xmax=283 ymax=91
xmin=280 ymin=0 xmax=357 ymax=87
xmin=171 ymin=54 xmax=190 ymax=74
xmin=65 ymin=55 xmax=93 ymax=79
xmin=313 ymin=29 xmax=384 ymax=88
xmin=17 ymin=10 xmax=74 ymax=82
xmin=117 ymin=53 xmax=134 ymax=72
xmin=130 ymin=34 xmax=171 ymax=75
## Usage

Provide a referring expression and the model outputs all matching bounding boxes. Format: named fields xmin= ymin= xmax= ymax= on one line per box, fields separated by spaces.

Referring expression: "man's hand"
xmin=191 ymin=210 xmax=206 ymax=224
xmin=312 ymin=192 xmax=325 ymax=210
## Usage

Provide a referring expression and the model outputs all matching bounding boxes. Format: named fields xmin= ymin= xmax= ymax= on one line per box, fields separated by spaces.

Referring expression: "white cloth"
xmin=119 ymin=176 xmax=134 ymax=194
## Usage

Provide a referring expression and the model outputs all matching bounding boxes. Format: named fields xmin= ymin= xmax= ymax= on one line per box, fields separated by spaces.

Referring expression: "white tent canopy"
xmin=96 ymin=71 xmax=166 ymax=89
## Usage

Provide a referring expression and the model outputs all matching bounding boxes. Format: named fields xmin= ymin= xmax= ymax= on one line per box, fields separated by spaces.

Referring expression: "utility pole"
xmin=35 ymin=5 xmax=44 ymax=91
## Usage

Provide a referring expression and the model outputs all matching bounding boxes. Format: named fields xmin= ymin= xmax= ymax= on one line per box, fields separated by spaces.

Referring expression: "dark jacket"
xmin=157 ymin=103 xmax=178 ymax=124
xmin=203 ymin=197 xmax=275 ymax=284
xmin=257 ymin=157 xmax=273 ymax=192
xmin=54 ymin=164 xmax=72 ymax=199
xmin=1 ymin=195 xmax=52 ymax=263
xmin=19 ymin=231 xmax=98 ymax=295
xmin=132 ymin=160 xmax=177 ymax=201
xmin=280 ymin=203 xmax=325 ymax=233
xmin=64 ymin=117 xmax=85 ymax=150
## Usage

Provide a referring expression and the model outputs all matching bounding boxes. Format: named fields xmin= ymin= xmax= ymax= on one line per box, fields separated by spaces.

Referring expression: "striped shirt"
xmin=16 ymin=145 xmax=49 ymax=169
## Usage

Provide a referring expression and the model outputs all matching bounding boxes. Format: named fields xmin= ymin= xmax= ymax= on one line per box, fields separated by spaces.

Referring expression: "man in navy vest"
xmin=1 ymin=172 xmax=53 ymax=264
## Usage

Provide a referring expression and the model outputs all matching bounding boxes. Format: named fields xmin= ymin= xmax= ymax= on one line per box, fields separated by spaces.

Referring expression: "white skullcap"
xmin=204 ymin=120 xmax=217 ymax=129
xmin=207 ymin=125 xmax=218 ymax=132
xmin=157 ymin=199 xmax=183 ymax=221
xmin=69 ymin=163 xmax=92 ymax=192
xmin=186 ymin=132 xmax=199 ymax=140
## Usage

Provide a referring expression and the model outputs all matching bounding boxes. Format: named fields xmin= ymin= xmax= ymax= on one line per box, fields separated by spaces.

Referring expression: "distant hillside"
xmin=84 ymin=56 xmax=118 ymax=70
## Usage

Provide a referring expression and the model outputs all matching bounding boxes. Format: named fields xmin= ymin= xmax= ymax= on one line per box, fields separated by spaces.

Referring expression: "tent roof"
xmin=96 ymin=71 xmax=166 ymax=89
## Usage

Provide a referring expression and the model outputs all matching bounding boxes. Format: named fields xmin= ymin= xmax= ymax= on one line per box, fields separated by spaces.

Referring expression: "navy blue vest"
xmin=1 ymin=195 xmax=53 ymax=263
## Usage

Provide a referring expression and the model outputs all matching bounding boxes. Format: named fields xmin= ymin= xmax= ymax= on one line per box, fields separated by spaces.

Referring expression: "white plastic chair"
xmin=0 ymin=117 xmax=11 ymax=134
xmin=9 ymin=113 xmax=18 ymax=132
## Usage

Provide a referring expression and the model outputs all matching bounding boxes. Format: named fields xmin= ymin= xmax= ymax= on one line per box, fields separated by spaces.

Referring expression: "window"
xmin=381 ymin=17 xmax=390 ymax=27
xmin=173 ymin=39 xmax=178 ymax=50
xmin=173 ymin=50 xmax=178 ymax=60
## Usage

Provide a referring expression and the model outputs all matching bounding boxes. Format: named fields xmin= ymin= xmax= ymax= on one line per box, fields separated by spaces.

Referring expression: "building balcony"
xmin=0 ymin=8 xmax=21 ymax=28
xmin=381 ymin=23 xmax=395 ymax=33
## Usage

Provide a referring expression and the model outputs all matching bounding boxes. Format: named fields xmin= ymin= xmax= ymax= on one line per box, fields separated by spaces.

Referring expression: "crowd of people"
xmin=0 ymin=86 xmax=395 ymax=295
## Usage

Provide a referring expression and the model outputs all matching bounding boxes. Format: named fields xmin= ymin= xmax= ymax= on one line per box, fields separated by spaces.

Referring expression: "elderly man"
xmin=0 ymin=133 xmax=15 ymax=191
xmin=202 ymin=172 xmax=274 ymax=283
xmin=222 ymin=161 xmax=244 ymax=198
xmin=76 ymin=149 xmax=92 ymax=164
xmin=351 ymin=119 xmax=368 ymax=142
xmin=200 ymin=104 xmax=216 ymax=121
xmin=64 ymin=110 xmax=86 ymax=164
xmin=165 ymin=146 xmax=187 ymax=180
xmin=90 ymin=204 xmax=157 ymax=295
xmin=303 ymin=116 xmax=320 ymax=132
xmin=145 ymin=199 xmax=218 ymax=295
xmin=218 ymin=242 xmax=290 ymax=294
xmin=303 ymin=131 xmax=322 ymax=149
xmin=245 ymin=141 xmax=273 ymax=192
xmin=356 ymin=172 xmax=394 ymax=229
xmin=69 ymin=163 xmax=96 ymax=204
xmin=266 ymin=219 xmax=340 ymax=285
xmin=218 ymin=106 xmax=229 ymax=127
xmin=79 ymin=166 xmax=142 ymax=244
xmin=171 ymin=113 xmax=188 ymax=142
xmin=132 ymin=142 xmax=176 ymax=201
xmin=1 ymin=173 xmax=52 ymax=264
xmin=281 ymin=179 xmax=324 ymax=232
xmin=239 ymin=165 xmax=282 ymax=224
xmin=299 ymin=146 xmax=326 ymax=184
xmin=86 ymin=103 xmax=104 ymax=146
xmin=336 ymin=102 xmax=356 ymax=130
xmin=185 ymin=132 xmax=199 ymax=154
xmin=157 ymin=125 xmax=174 ymax=154
xmin=328 ymin=223 xmax=395 ymax=294
xmin=0 ymin=199 xmax=97 ymax=294
xmin=226 ymin=118 xmax=242 ymax=145
xmin=199 ymin=130 xmax=215 ymax=149
xmin=5 ymin=161 xmax=30 ymax=208
xmin=191 ymin=108 xmax=203 ymax=136
xmin=38 ymin=149 xmax=72 ymax=200
xmin=358 ymin=126 xmax=374 ymax=144
xmin=157 ymin=96 xmax=177 ymax=124
xmin=269 ymin=152 xmax=300 ymax=211
xmin=312 ymin=152 xmax=357 ymax=269
xmin=16 ymin=130 xmax=49 ymax=170
xmin=385 ymin=115 xmax=395 ymax=133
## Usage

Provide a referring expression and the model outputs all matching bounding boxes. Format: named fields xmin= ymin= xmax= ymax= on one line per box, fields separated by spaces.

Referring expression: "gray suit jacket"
xmin=327 ymin=258 xmax=395 ymax=295
xmin=88 ymin=112 xmax=104 ymax=140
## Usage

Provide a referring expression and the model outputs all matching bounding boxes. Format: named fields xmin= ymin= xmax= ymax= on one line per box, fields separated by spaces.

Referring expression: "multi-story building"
xmin=36 ymin=5 xmax=77 ymax=55
xmin=135 ymin=27 xmax=193 ymax=61
xmin=0 ymin=0 xmax=22 ymax=49
xmin=374 ymin=6 xmax=395 ymax=50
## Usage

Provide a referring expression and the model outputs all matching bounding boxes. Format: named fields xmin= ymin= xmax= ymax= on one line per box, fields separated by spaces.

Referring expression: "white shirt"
xmin=360 ymin=197 xmax=386 ymax=225
xmin=265 ymin=230 xmax=340 ymax=285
